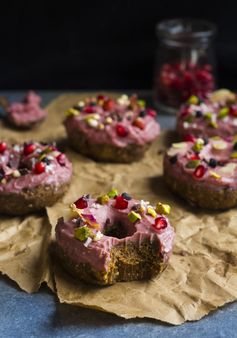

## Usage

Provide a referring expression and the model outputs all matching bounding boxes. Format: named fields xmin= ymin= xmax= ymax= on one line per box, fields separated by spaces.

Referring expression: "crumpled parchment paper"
xmin=0 ymin=93 xmax=237 ymax=324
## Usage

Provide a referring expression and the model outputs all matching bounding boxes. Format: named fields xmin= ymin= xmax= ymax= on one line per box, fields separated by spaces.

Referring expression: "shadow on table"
xmin=50 ymin=300 xmax=170 ymax=329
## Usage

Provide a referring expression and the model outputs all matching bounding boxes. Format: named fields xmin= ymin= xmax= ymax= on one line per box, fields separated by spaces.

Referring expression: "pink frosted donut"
xmin=7 ymin=91 xmax=47 ymax=128
xmin=0 ymin=140 xmax=72 ymax=215
xmin=164 ymin=136 xmax=237 ymax=209
xmin=177 ymin=90 xmax=237 ymax=140
xmin=64 ymin=94 xmax=160 ymax=162
xmin=55 ymin=190 xmax=174 ymax=285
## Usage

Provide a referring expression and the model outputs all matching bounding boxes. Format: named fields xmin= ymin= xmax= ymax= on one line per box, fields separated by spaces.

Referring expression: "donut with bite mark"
xmin=55 ymin=190 xmax=174 ymax=285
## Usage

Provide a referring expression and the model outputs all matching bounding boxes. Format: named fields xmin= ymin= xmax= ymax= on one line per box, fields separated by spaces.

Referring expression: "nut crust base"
xmin=164 ymin=159 xmax=237 ymax=209
xmin=66 ymin=128 xmax=151 ymax=163
xmin=56 ymin=240 xmax=167 ymax=286
xmin=0 ymin=182 xmax=70 ymax=215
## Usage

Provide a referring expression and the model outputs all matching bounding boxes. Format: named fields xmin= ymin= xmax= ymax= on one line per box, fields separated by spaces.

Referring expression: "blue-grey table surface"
xmin=0 ymin=91 xmax=236 ymax=338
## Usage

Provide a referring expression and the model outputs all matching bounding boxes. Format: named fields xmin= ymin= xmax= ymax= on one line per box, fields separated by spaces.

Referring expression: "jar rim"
xmin=156 ymin=18 xmax=216 ymax=41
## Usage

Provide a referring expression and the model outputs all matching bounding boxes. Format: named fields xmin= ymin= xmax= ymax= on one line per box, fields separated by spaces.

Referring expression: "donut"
xmin=7 ymin=91 xmax=47 ymax=129
xmin=0 ymin=141 xmax=72 ymax=215
xmin=55 ymin=190 xmax=174 ymax=285
xmin=64 ymin=94 xmax=160 ymax=163
xmin=164 ymin=136 xmax=237 ymax=209
xmin=177 ymin=89 xmax=237 ymax=140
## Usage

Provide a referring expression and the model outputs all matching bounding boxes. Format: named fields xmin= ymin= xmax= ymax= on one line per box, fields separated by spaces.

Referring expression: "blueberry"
xmin=73 ymin=105 xmax=81 ymax=111
xmin=121 ymin=192 xmax=132 ymax=200
xmin=169 ymin=155 xmax=177 ymax=164
xmin=139 ymin=110 xmax=146 ymax=117
xmin=233 ymin=142 xmax=237 ymax=150
xmin=209 ymin=158 xmax=217 ymax=168
xmin=203 ymin=137 xmax=209 ymax=145
xmin=195 ymin=110 xmax=203 ymax=118
xmin=0 ymin=168 xmax=5 ymax=180
xmin=42 ymin=157 xmax=51 ymax=165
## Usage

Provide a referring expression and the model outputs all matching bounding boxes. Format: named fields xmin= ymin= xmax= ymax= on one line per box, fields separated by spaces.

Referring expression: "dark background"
xmin=0 ymin=1 xmax=236 ymax=90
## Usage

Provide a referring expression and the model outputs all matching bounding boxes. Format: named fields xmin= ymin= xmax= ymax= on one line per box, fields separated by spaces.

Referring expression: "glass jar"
xmin=153 ymin=19 xmax=217 ymax=114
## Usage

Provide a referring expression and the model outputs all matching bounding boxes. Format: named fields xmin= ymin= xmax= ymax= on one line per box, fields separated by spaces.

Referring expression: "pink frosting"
xmin=0 ymin=142 xmax=72 ymax=194
xmin=56 ymin=197 xmax=174 ymax=272
xmin=64 ymin=95 xmax=160 ymax=147
xmin=177 ymin=99 xmax=237 ymax=138
xmin=7 ymin=91 xmax=47 ymax=127
xmin=164 ymin=138 xmax=237 ymax=188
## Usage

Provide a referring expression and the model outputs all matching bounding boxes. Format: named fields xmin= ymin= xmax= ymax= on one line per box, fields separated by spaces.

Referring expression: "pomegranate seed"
xmin=133 ymin=118 xmax=145 ymax=130
xmin=189 ymin=153 xmax=200 ymax=160
xmin=114 ymin=195 xmax=128 ymax=209
xmin=196 ymin=70 xmax=213 ymax=84
xmin=74 ymin=196 xmax=88 ymax=209
xmin=116 ymin=124 xmax=128 ymax=137
xmin=56 ymin=153 xmax=66 ymax=166
xmin=229 ymin=106 xmax=237 ymax=117
xmin=152 ymin=217 xmax=168 ymax=232
xmin=103 ymin=99 xmax=115 ymax=111
xmin=34 ymin=162 xmax=45 ymax=174
xmin=184 ymin=134 xmax=196 ymax=143
xmin=24 ymin=143 xmax=36 ymax=156
xmin=146 ymin=108 xmax=157 ymax=117
xmin=0 ymin=142 xmax=7 ymax=154
xmin=97 ymin=95 xmax=106 ymax=101
xmin=84 ymin=106 xmax=94 ymax=114
xmin=193 ymin=165 xmax=206 ymax=179
xmin=183 ymin=71 xmax=193 ymax=87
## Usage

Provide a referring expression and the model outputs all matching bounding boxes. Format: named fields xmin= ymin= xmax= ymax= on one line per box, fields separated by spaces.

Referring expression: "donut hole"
xmin=103 ymin=217 xmax=137 ymax=239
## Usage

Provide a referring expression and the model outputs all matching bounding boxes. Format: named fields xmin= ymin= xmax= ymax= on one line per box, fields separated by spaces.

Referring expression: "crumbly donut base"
xmin=7 ymin=116 xmax=45 ymax=130
xmin=56 ymin=239 xmax=167 ymax=285
xmin=66 ymin=129 xmax=151 ymax=163
xmin=164 ymin=164 xmax=237 ymax=209
xmin=0 ymin=181 xmax=70 ymax=215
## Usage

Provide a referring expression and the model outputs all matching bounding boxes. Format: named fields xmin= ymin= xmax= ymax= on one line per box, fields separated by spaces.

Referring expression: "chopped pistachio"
xmin=209 ymin=171 xmax=221 ymax=180
xmin=192 ymin=139 xmax=204 ymax=152
xmin=65 ymin=108 xmax=80 ymax=117
xmin=185 ymin=160 xmax=201 ymax=169
xmin=172 ymin=142 xmax=188 ymax=149
xmin=128 ymin=211 xmax=141 ymax=223
xmin=218 ymin=107 xmax=229 ymax=119
xmin=74 ymin=226 xmax=92 ymax=242
xmin=87 ymin=118 xmax=99 ymax=128
xmin=107 ymin=188 xmax=118 ymax=198
xmin=204 ymin=112 xmax=212 ymax=120
xmin=209 ymin=120 xmax=218 ymax=128
xmin=188 ymin=95 xmax=199 ymax=105
xmin=156 ymin=202 xmax=171 ymax=215
xmin=105 ymin=117 xmax=113 ymax=124
xmin=146 ymin=206 xmax=157 ymax=218
xmin=137 ymin=99 xmax=146 ymax=108
xmin=12 ymin=170 xmax=21 ymax=178
xmin=98 ymin=123 xmax=105 ymax=130
xmin=97 ymin=194 xmax=110 ymax=205
xmin=230 ymin=151 xmax=237 ymax=159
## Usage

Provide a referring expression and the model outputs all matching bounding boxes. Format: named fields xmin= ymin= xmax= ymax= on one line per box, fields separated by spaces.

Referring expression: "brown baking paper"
xmin=0 ymin=213 xmax=53 ymax=292
xmin=1 ymin=93 xmax=237 ymax=324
